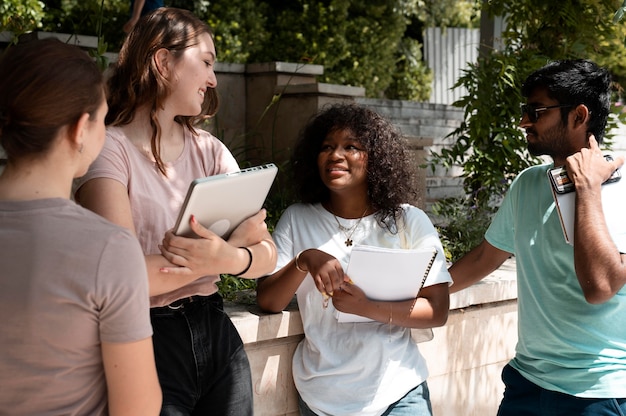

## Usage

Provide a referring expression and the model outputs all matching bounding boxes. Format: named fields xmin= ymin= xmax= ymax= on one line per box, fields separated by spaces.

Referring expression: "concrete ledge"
xmin=8 ymin=31 xmax=99 ymax=49
xmin=451 ymin=257 xmax=517 ymax=309
xmin=215 ymin=62 xmax=246 ymax=74
xmin=275 ymin=82 xmax=366 ymax=98
xmin=226 ymin=258 xmax=518 ymax=416
xmin=246 ymin=62 xmax=324 ymax=76
xmin=227 ymin=301 xmax=303 ymax=345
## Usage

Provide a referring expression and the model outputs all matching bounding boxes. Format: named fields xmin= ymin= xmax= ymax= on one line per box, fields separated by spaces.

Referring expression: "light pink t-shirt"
xmin=76 ymin=125 xmax=239 ymax=307
xmin=0 ymin=198 xmax=152 ymax=415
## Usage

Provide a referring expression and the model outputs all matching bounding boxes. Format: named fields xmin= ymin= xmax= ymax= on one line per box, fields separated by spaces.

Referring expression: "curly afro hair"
xmin=291 ymin=102 xmax=418 ymax=233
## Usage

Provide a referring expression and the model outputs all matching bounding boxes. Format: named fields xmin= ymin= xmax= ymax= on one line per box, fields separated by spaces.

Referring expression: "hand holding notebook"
xmin=334 ymin=245 xmax=438 ymax=323
xmin=548 ymin=163 xmax=626 ymax=252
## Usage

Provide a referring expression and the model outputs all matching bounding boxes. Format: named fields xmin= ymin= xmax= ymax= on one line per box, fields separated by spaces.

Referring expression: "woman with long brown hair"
xmin=76 ymin=8 xmax=276 ymax=415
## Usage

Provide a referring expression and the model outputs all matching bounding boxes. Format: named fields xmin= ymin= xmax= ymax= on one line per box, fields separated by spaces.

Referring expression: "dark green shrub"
xmin=432 ymin=196 xmax=496 ymax=262
xmin=247 ymin=0 xmax=431 ymax=100
xmin=385 ymin=37 xmax=433 ymax=102
xmin=7 ymin=0 xmax=439 ymax=100
xmin=40 ymin=0 xmax=128 ymax=51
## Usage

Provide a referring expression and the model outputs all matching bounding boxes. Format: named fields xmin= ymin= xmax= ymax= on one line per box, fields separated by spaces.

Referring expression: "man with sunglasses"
xmin=449 ymin=59 xmax=626 ymax=415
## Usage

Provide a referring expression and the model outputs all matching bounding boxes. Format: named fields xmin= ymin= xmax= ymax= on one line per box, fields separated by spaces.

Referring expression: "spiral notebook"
xmin=335 ymin=245 xmax=438 ymax=323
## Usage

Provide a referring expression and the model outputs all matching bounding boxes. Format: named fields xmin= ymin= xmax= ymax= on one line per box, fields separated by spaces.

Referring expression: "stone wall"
xmin=227 ymin=259 xmax=518 ymax=416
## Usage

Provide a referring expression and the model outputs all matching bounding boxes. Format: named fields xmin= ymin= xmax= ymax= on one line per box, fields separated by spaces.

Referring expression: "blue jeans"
xmin=298 ymin=381 xmax=433 ymax=416
xmin=150 ymin=294 xmax=253 ymax=416
xmin=498 ymin=364 xmax=626 ymax=416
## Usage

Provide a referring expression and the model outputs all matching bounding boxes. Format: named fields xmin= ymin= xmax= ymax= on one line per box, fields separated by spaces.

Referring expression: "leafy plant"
xmin=0 ymin=0 xmax=45 ymax=40
xmin=412 ymin=0 xmax=480 ymax=29
xmin=432 ymin=196 xmax=496 ymax=262
xmin=384 ymin=37 xmax=433 ymax=101
xmin=429 ymin=0 xmax=626 ymax=253
xmin=40 ymin=0 xmax=128 ymax=51
xmin=430 ymin=49 xmax=545 ymax=208
xmin=216 ymin=274 xmax=259 ymax=304
xmin=8 ymin=0 xmax=487 ymax=101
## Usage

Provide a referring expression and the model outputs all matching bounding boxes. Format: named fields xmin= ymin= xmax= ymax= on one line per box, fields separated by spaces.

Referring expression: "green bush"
xmin=40 ymin=0 xmax=128 ymax=51
xmin=19 ymin=0 xmax=435 ymax=101
xmin=429 ymin=0 xmax=626 ymax=257
xmin=430 ymin=49 xmax=544 ymax=209
xmin=169 ymin=0 xmax=268 ymax=63
xmin=0 ymin=0 xmax=45 ymax=38
xmin=432 ymin=196 xmax=496 ymax=262
xmin=385 ymin=37 xmax=433 ymax=102
xmin=246 ymin=0 xmax=431 ymax=100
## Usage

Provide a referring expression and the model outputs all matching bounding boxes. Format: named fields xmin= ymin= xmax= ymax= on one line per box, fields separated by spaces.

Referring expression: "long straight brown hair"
xmin=106 ymin=7 xmax=219 ymax=175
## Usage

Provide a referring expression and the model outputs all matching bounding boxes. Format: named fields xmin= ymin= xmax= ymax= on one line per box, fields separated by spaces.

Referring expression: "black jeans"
xmin=150 ymin=294 xmax=253 ymax=416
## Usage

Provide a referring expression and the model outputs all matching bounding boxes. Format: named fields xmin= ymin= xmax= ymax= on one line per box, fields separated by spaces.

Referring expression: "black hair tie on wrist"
xmin=233 ymin=246 xmax=252 ymax=276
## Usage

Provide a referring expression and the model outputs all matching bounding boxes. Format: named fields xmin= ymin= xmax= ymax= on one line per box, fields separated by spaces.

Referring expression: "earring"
xmin=78 ymin=143 xmax=84 ymax=154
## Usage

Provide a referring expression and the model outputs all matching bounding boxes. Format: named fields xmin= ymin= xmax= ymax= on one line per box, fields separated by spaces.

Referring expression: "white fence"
xmin=424 ymin=27 xmax=480 ymax=105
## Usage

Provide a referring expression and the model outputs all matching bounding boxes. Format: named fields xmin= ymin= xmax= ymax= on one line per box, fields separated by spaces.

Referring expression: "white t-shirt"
xmin=272 ymin=203 xmax=452 ymax=416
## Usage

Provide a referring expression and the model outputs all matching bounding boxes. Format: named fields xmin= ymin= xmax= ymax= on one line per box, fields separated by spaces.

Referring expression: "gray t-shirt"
xmin=0 ymin=198 xmax=152 ymax=415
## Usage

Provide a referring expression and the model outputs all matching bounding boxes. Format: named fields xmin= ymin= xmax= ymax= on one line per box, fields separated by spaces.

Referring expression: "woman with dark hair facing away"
xmin=257 ymin=103 xmax=451 ymax=416
xmin=75 ymin=7 xmax=277 ymax=416
xmin=0 ymin=38 xmax=161 ymax=415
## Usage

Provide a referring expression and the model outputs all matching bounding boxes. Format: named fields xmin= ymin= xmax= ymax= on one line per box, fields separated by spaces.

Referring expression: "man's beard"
xmin=526 ymin=123 xmax=572 ymax=160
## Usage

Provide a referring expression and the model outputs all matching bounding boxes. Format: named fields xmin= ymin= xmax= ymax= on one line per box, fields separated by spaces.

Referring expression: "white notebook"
xmin=550 ymin=171 xmax=626 ymax=252
xmin=335 ymin=245 xmax=438 ymax=323
xmin=173 ymin=163 xmax=278 ymax=238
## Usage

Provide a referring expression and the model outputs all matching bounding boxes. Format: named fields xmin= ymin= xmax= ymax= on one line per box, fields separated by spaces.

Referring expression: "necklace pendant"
xmin=345 ymin=238 xmax=353 ymax=247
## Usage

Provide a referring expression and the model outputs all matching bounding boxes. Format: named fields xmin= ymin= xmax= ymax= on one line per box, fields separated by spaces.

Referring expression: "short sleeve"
xmin=402 ymin=206 xmax=452 ymax=288
xmin=96 ymin=229 xmax=152 ymax=343
xmin=271 ymin=206 xmax=297 ymax=273
xmin=75 ymin=132 xmax=131 ymax=190
xmin=485 ymin=179 xmax=519 ymax=254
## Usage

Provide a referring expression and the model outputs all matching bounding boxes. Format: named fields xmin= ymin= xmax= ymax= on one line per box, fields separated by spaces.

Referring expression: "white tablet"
xmin=173 ymin=163 xmax=278 ymax=238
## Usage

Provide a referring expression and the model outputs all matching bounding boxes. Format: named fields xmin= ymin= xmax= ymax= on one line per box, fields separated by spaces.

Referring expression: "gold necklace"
xmin=331 ymin=206 xmax=369 ymax=246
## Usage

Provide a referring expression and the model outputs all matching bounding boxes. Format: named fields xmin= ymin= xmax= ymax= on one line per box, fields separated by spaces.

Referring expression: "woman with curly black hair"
xmin=257 ymin=102 xmax=451 ymax=416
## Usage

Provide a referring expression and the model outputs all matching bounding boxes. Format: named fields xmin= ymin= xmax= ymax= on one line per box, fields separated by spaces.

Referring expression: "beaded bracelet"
xmin=233 ymin=246 xmax=253 ymax=276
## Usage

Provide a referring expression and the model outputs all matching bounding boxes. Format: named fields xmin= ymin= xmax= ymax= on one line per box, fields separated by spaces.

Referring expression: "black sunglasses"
xmin=520 ymin=104 xmax=573 ymax=123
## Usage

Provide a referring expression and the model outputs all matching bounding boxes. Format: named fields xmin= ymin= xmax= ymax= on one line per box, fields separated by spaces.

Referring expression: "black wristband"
xmin=233 ymin=246 xmax=253 ymax=276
